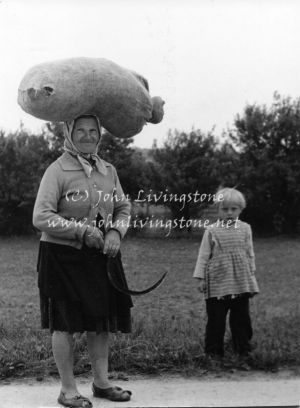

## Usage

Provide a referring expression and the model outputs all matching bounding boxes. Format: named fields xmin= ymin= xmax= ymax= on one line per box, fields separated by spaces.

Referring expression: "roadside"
xmin=1 ymin=371 xmax=299 ymax=407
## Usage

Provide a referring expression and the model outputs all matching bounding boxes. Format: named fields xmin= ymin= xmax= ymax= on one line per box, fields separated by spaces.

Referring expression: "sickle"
xmin=107 ymin=258 xmax=168 ymax=296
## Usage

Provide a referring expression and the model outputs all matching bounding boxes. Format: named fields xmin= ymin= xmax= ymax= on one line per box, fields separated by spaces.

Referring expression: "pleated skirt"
xmin=37 ymin=241 xmax=133 ymax=334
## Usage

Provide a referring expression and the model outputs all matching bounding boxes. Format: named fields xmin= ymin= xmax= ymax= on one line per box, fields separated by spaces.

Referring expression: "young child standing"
xmin=193 ymin=188 xmax=259 ymax=358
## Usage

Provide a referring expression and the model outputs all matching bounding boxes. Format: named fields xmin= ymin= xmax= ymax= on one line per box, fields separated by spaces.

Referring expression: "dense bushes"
xmin=1 ymin=93 xmax=300 ymax=235
xmin=229 ymin=93 xmax=300 ymax=233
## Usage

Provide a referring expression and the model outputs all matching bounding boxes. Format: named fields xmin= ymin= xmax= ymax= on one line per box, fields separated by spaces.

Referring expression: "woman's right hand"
xmin=84 ymin=225 xmax=104 ymax=249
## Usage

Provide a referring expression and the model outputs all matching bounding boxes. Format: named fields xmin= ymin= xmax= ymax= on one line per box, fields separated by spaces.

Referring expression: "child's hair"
xmin=215 ymin=187 xmax=246 ymax=209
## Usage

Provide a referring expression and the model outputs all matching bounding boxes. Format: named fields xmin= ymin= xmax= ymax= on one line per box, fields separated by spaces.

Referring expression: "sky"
xmin=1 ymin=0 xmax=300 ymax=147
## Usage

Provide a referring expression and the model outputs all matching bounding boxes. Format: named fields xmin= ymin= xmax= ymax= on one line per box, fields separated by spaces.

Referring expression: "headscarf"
xmin=63 ymin=114 xmax=107 ymax=178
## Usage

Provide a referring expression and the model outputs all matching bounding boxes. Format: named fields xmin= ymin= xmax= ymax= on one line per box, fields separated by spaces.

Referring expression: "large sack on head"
xmin=149 ymin=96 xmax=165 ymax=124
xmin=17 ymin=57 xmax=165 ymax=138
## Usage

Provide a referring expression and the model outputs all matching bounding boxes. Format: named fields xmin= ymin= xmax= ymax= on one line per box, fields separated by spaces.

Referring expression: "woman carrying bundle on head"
xmin=33 ymin=114 xmax=133 ymax=408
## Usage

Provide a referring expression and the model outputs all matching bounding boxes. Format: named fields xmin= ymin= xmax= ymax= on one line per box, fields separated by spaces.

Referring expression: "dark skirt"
xmin=37 ymin=241 xmax=133 ymax=334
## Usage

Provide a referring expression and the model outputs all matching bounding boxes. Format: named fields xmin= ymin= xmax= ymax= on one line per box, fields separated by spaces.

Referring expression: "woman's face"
xmin=72 ymin=116 xmax=100 ymax=154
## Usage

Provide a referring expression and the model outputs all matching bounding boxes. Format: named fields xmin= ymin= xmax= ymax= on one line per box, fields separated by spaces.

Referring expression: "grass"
xmin=0 ymin=235 xmax=299 ymax=379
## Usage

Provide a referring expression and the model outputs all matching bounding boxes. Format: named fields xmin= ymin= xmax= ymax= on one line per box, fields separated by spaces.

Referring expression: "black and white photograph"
xmin=0 ymin=0 xmax=299 ymax=407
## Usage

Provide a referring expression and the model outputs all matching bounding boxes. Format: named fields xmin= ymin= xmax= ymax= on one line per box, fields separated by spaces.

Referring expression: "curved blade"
xmin=107 ymin=263 xmax=168 ymax=296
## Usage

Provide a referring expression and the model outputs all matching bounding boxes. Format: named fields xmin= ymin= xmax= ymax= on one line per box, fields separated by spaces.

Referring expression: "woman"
xmin=33 ymin=115 xmax=133 ymax=408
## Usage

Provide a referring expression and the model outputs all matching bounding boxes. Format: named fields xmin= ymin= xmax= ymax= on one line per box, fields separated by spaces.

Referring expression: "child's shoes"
xmin=205 ymin=354 xmax=223 ymax=369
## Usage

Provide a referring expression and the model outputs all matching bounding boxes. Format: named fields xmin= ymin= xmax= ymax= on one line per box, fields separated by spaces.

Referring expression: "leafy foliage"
xmin=229 ymin=92 xmax=300 ymax=232
xmin=0 ymin=126 xmax=55 ymax=234
xmin=98 ymin=132 xmax=154 ymax=197
xmin=1 ymin=93 xmax=300 ymax=235
xmin=150 ymin=129 xmax=230 ymax=221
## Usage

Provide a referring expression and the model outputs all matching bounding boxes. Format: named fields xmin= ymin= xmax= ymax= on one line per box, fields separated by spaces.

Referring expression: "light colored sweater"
xmin=33 ymin=152 xmax=131 ymax=249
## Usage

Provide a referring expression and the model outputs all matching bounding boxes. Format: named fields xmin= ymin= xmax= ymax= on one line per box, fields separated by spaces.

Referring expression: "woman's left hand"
xmin=103 ymin=229 xmax=121 ymax=258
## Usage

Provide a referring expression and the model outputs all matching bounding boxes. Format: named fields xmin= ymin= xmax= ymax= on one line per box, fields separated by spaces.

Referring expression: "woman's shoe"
xmin=57 ymin=391 xmax=93 ymax=407
xmin=92 ymin=383 xmax=132 ymax=401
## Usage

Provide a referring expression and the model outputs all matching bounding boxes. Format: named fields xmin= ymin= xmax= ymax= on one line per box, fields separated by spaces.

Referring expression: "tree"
xmin=214 ymin=140 xmax=240 ymax=187
xmin=0 ymin=126 xmax=54 ymax=234
xmin=150 ymin=129 xmax=222 ymax=223
xmin=44 ymin=122 xmax=65 ymax=161
xmin=229 ymin=92 xmax=300 ymax=233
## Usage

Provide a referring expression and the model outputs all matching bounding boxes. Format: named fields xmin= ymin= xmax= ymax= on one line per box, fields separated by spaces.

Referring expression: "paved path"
xmin=0 ymin=375 xmax=299 ymax=407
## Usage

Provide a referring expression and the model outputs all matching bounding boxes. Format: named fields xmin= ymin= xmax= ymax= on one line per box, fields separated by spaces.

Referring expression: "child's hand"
xmin=197 ymin=278 xmax=206 ymax=293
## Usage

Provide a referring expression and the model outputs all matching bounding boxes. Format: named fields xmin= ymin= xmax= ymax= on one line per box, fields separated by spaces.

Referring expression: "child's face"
xmin=218 ymin=201 xmax=242 ymax=222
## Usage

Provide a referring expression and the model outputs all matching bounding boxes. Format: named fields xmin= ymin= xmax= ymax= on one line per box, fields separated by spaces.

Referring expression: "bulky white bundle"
xmin=18 ymin=57 xmax=165 ymax=138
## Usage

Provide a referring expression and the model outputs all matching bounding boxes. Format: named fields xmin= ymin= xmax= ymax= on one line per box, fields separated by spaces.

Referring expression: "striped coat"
xmin=193 ymin=220 xmax=259 ymax=299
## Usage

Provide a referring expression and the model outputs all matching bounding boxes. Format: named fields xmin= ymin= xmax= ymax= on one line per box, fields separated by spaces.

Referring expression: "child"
xmin=193 ymin=188 xmax=259 ymax=358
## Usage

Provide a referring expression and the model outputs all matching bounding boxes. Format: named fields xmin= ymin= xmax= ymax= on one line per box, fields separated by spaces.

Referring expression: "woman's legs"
xmin=87 ymin=331 xmax=111 ymax=389
xmin=52 ymin=331 xmax=79 ymax=397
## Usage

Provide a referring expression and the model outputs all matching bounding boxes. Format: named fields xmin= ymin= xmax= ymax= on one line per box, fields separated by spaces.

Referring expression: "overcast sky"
xmin=1 ymin=0 xmax=300 ymax=147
